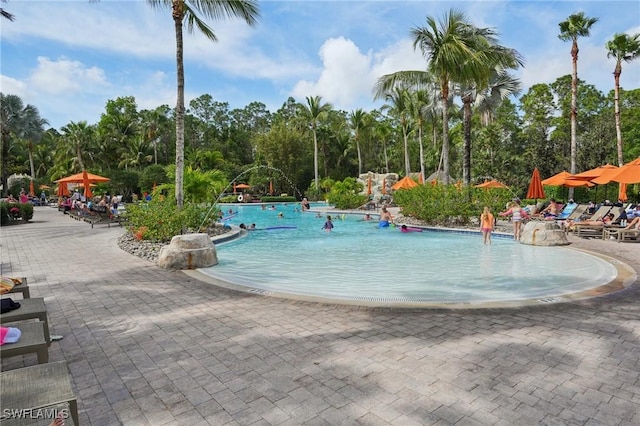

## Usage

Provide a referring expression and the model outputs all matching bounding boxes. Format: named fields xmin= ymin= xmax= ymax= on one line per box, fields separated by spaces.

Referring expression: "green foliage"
xmin=326 ymin=177 xmax=368 ymax=209
xmin=139 ymin=165 xmax=169 ymax=192
xmin=393 ymin=185 xmax=511 ymax=225
xmin=0 ymin=202 xmax=33 ymax=224
xmin=159 ymin=165 xmax=228 ymax=204
xmin=124 ymin=198 xmax=215 ymax=242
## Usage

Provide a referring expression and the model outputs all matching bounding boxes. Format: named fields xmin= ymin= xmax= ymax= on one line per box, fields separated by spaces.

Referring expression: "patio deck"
xmin=1 ymin=207 xmax=639 ymax=425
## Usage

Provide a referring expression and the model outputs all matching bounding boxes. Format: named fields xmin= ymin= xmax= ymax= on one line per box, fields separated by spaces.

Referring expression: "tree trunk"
xmin=383 ymin=140 xmax=389 ymax=174
xmin=418 ymin=121 xmax=425 ymax=183
xmin=356 ymin=138 xmax=362 ymax=176
xmin=568 ymin=40 xmax=579 ymax=201
xmin=173 ymin=3 xmax=185 ymax=209
xmin=613 ymin=64 xmax=624 ymax=166
xmin=402 ymin=121 xmax=410 ymax=177
xmin=313 ymin=127 xmax=319 ymax=190
xmin=441 ymin=84 xmax=450 ymax=184
xmin=462 ymin=95 xmax=473 ymax=185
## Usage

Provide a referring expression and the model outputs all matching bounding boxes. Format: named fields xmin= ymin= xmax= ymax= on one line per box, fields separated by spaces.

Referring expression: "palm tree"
xmin=1 ymin=94 xmax=27 ymax=195
xmin=59 ymin=121 xmax=95 ymax=171
xmin=381 ymin=87 xmax=412 ymax=177
xmin=1 ymin=0 xmax=14 ymax=21
xmin=146 ymin=0 xmax=259 ymax=208
xmin=17 ymin=105 xmax=49 ymax=181
xmin=298 ymin=95 xmax=332 ymax=191
xmin=558 ymin=12 xmax=598 ymax=195
xmin=348 ymin=109 xmax=371 ymax=176
xmin=457 ymin=66 xmax=522 ymax=184
xmin=606 ymin=32 xmax=640 ymax=166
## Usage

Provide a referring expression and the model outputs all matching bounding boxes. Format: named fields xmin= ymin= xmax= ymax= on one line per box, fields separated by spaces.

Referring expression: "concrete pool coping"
xmin=195 ymin=223 xmax=638 ymax=309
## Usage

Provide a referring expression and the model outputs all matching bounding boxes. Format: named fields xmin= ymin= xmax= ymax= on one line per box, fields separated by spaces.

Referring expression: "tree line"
xmin=1 ymin=7 xmax=638 ymax=203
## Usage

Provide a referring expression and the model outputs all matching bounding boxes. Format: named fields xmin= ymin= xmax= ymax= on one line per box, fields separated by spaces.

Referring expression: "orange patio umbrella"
xmin=391 ymin=176 xmax=418 ymax=190
xmin=54 ymin=171 xmax=110 ymax=184
xmin=542 ymin=171 xmax=593 ymax=188
xmin=235 ymin=183 xmax=251 ymax=189
xmin=606 ymin=158 xmax=640 ymax=184
xmin=592 ymin=158 xmax=640 ymax=184
xmin=474 ymin=180 xmax=508 ymax=189
xmin=83 ymin=170 xmax=93 ymax=198
xmin=56 ymin=184 xmax=70 ymax=197
xmin=526 ymin=168 xmax=545 ymax=200
xmin=572 ymin=164 xmax=618 ymax=180
xmin=618 ymin=183 xmax=628 ymax=202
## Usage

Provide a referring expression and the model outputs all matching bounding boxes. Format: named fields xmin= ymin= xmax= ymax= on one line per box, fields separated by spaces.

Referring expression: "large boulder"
xmin=157 ymin=233 xmax=218 ymax=270
xmin=520 ymin=221 xmax=570 ymax=246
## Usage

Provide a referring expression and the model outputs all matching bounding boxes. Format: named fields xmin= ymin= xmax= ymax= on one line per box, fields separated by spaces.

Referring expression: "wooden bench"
xmin=0 ymin=362 xmax=78 ymax=426
xmin=0 ymin=321 xmax=48 ymax=364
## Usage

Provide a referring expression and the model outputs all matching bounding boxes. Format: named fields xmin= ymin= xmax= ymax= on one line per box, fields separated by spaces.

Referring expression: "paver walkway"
xmin=1 ymin=207 xmax=639 ymax=425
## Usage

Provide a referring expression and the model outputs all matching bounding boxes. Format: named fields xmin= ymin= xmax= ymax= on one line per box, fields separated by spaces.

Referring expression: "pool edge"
xmin=185 ymin=244 xmax=637 ymax=310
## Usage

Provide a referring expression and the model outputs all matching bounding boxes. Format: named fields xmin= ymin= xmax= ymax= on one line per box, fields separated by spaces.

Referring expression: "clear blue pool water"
xmin=198 ymin=203 xmax=618 ymax=305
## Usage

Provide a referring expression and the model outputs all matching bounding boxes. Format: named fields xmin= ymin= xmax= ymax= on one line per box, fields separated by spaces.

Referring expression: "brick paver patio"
xmin=1 ymin=207 xmax=639 ymax=425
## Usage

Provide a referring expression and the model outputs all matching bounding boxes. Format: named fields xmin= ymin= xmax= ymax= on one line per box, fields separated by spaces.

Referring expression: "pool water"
xmin=199 ymin=204 xmax=619 ymax=306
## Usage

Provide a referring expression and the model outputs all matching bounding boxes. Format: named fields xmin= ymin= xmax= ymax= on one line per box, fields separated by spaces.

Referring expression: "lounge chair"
xmin=604 ymin=227 xmax=640 ymax=242
xmin=0 ymin=321 xmax=48 ymax=364
xmin=0 ymin=403 xmax=76 ymax=426
xmin=6 ymin=277 xmax=30 ymax=299
xmin=0 ymin=362 xmax=79 ymax=426
xmin=0 ymin=298 xmax=51 ymax=345
xmin=554 ymin=203 xmax=582 ymax=220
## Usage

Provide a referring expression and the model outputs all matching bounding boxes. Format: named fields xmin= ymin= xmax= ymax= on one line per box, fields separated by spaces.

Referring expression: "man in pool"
xmin=378 ymin=207 xmax=393 ymax=228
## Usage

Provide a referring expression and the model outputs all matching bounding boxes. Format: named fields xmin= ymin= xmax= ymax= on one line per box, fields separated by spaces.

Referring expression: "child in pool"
xmin=322 ymin=215 xmax=334 ymax=232
xmin=480 ymin=206 xmax=494 ymax=245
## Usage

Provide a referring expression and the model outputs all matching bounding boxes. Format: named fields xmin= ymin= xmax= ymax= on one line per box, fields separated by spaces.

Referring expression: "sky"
xmin=1 ymin=0 xmax=639 ymax=130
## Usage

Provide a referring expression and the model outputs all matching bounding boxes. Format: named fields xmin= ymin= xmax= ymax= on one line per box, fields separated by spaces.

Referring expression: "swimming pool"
xmin=195 ymin=203 xmax=630 ymax=307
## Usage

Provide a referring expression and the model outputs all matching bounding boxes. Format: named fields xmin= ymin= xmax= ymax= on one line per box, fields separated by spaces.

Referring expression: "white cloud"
xmin=31 ymin=57 xmax=109 ymax=95
xmin=291 ymin=37 xmax=424 ymax=110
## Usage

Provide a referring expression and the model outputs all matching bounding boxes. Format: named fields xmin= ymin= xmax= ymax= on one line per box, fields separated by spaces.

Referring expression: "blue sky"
xmin=1 ymin=0 xmax=639 ymax=130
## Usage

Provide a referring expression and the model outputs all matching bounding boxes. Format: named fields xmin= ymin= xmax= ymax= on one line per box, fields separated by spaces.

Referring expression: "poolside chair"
xmin=530 ymin=203 xmax=566 ymax=221
xmin=554 ymin=203 xmax=580 ymax=220
xmin=0 ymin=361 xmax=79 ymax=426
xmin=0 ymin=298 xmax=51 ymax=345
xmin=0 ymin=321 xmax=49 ymax=364
xmin=604 ymin=227 xmax=640 ymax=242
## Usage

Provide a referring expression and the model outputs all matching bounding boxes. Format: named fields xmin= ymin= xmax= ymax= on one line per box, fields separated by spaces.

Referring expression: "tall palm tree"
xmin=348 ymin=109 xmax=371 ymax=176
xmin=457 ymin=66 xmax=522 ymax=184
xmin=558 ymin=12 xmax=598 ymax=197
xmin=407 ymin=90 xmax=431 ymax=183
xmin=17 ymin=105 xmax=49 ymax=181
xmin=298 ymin=95 xmax=332 ymax=191
xmin=146 ymin=0 xmax=259 ymax=208
xmin=381 ymin=87 xmax=413 ymax=177
xmin=606 ymin=32 xmax=640 ymax=166
xmin=59 ymin=121 xmax=95 ymax=171
xmin=1 ymin=94 xmax=28 ymax=195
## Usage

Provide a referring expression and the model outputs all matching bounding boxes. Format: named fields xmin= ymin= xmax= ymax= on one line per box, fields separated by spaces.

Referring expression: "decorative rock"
xmin=520 ymin=221 xmax=570 ymax=246
xmin=157 ymin=233 xmax=218 ymax=270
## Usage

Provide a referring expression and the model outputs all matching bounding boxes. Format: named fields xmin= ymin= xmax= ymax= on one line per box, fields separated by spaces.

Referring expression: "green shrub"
xmin=393 ymin=184 xmax=511 ymax=226
xmin=0 ymin=202 xmax=33 ymax=224
xmin=124 ymin=198 xmax=218 ymax=242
